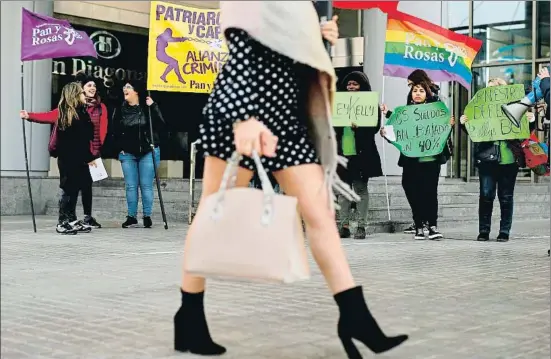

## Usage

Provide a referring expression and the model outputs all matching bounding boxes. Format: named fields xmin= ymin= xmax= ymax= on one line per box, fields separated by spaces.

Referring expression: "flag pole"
xmin=147 ymin=90 xmax=168 ymax=230
xmin=20 ymin=62 xmax=37 ymax=233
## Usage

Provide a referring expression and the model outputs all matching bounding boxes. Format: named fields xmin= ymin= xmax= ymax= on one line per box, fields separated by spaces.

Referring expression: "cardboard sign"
xmin=332 ymin=92 xmax=379 ymax=127
xmin=464 ymin=84 xmax=530 ymax=142
xmin=385 ymin=101 xmax=452 ymax=158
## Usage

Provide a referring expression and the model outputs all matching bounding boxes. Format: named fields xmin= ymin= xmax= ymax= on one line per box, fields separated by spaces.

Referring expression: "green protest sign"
xmin=332 ymin=91 xmax=379 ymax=127
xmin=464 ymin=84 xmax=530 ymax=142
xmin=385 ymin=102 xmax=452 ymax=158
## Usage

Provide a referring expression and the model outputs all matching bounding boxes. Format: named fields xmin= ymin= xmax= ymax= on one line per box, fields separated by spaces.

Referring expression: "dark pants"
xmin=402 ymin=162 xmax=441 ymax=228
xmin=58 ymin=159 xmax=92 ymax=224
xmin=478 ymin=163 xmax=518 ymax=236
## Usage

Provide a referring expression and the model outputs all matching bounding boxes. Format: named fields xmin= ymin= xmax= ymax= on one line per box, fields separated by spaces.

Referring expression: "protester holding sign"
xmin=460 ymin=78 xmax=530 ymax=242
xmin=109 ymin=81 xmax=165 ymax=229
xmin=383 ymin=69 xmax=445 ymax=234
xmin=381 ymin=80 xmax=454 ymax=240
xmin=334 ymin=71 xmax=383 ymax=239
xmin=20 ymin=72 xmax=106 ymax=230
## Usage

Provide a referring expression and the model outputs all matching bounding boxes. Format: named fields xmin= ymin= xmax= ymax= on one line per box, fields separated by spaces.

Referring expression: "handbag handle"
xmin=212 ymin=151 xmax=276 ymax=225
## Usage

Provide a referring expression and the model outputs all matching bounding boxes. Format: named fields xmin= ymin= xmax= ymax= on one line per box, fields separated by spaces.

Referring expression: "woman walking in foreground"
xmin=174 ymin=2 xmax=408 ymax=358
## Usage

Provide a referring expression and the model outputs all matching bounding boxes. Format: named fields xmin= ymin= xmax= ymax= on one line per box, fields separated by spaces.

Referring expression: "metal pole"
xmin=147 ymin=91 xmax=168 ymax=229
xmin=20 ymin=62 xmax=37 ymax=233
xmin=188 ymin=140 xmax=199 ymax=225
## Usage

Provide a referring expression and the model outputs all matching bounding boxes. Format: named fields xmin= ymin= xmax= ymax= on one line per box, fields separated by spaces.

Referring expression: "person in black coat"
xmin=381 ymin=80 xmax=454 ymax=241
xmin=109 ymin=80 xmax=166 ymax=229
xmin=53 ymin=82 xmax=98 ymax=234
xmin=334 ymin=71 xmax=383 ymax=239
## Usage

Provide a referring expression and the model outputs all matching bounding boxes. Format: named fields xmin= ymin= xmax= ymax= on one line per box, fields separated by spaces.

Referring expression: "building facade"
xmin=1 ymin=1 xmax=549 ymax=182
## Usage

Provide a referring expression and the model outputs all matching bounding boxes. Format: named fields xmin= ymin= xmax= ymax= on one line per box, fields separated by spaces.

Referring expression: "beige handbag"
xmin=184 ymin=151 xmax=310 ymax=284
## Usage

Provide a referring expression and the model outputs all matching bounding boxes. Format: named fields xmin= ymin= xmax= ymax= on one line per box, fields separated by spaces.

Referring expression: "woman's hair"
xmin=408 ymin=69 xmax=440 ymax=93
xmin=407 ymin=69 xmax=432 ymax=84
xmin=57 ymin=82 xmax=83 ymax=129
xmin=487 ymin=77 xmax=507 ymax=86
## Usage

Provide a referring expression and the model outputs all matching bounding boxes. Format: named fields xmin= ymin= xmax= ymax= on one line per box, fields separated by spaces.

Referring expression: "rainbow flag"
xmin=384 ymin=11 xmax=482 ymax=89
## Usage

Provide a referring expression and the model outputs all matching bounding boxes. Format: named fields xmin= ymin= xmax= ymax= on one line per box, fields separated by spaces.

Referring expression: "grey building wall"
xmin=1 ymin=0 xmax=53 ymax=177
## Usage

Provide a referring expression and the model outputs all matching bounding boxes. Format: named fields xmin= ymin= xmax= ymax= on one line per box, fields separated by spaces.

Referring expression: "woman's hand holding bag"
xmin=184 ymin=150 xmax=310 ymax=284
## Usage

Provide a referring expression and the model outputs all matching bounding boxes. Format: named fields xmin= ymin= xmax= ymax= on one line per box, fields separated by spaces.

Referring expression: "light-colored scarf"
xmin=220 ymin=1 xmax=360 ymax=209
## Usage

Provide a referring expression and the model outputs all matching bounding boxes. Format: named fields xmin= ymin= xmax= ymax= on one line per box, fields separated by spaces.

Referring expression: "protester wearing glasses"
xmin=109 ymin=81 xmax=165 ymax=228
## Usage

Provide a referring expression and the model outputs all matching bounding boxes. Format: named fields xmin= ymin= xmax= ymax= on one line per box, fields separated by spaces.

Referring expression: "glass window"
xmin=537 ymin=0 xmax=550 ymax=59
xmin=473 ymin=1 xmax=533 ymax=64
xmin=471 ymin=63 xmax=532 ymax=92
xmin=447 ymin=1 xmax=470 ymax=32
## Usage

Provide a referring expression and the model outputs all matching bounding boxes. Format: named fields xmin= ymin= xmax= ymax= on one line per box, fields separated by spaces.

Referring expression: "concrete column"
xmin=1 ymin=1 xmax=53 ymax=177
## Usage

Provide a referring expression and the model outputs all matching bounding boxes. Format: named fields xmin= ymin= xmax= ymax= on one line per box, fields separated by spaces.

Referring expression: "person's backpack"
xmin=521 ymin=132 xmax=549 ymax=176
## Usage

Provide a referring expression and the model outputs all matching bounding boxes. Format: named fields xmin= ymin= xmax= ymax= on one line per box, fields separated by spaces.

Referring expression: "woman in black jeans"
xmin=461 ymin=78 xmax=531 ymax=242
xmin=381 ymin=80 xmax=454 ymax=240
xmin=47 ymin=82 xmax=98 ymax=234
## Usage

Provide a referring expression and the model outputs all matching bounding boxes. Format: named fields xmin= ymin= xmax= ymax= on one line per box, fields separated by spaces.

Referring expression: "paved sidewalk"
xmin=1 ymin=216 xmax=549 ymax=359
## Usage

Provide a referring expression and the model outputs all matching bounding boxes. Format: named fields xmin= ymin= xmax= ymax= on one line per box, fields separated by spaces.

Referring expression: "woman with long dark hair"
xmin=110 ymin=80 xmax=165 ymax=228
xmin=174 ymin=3 xmax=408 ymax=358
xmin=381 ymin=80 xmax=454 ymax=240
xmin=20 ymin=73 xmax=106 ymax=229
xmin=21 ymin=82 xmax=97 ymax=234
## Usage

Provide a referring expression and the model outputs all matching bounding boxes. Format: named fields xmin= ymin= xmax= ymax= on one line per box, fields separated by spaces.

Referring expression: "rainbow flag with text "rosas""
xmin=384 ymin=11 xmax=482 ymax=89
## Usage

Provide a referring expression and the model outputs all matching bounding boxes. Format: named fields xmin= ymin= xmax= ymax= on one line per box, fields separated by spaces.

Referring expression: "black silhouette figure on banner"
xmin=156 ymin=28 xmax=188 ymax=84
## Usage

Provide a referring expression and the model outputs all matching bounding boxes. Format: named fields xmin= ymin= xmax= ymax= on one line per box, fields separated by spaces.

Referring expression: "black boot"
xmin=174 ymin=290 xmax=226 ymax=355
xmin=334 ymin=286 xmax=408 ymax=357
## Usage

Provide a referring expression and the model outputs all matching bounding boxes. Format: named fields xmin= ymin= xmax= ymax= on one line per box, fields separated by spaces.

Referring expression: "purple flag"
xmin=20 ymin=8 xmax=97 ymax=61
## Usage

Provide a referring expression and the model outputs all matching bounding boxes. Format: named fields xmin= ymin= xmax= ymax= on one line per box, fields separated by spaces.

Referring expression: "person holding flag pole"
xmin=19 ymin=8 xmax=97 ymax=233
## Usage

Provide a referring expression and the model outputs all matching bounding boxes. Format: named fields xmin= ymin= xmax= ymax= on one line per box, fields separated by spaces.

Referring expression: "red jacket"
xmin=28 ymin=103 xmax=108 ymax=156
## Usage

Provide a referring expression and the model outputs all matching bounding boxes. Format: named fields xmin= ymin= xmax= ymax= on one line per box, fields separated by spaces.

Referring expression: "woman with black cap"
xmin=109 ymin=80 xmax=166 ymax=228
xmin=20 ymin=72 xmax=106 ymax=230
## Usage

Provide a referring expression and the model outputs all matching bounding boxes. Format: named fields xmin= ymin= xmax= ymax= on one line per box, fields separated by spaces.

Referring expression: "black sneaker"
xmin=414 ymin=227 xmax=426 ymax=240
xmin=403 ymin=223 xmax=416 ymax=234
xmin=83 ymin=216 xmax=102 ymax=229
xmin=143 ymin=216 xmax=152 ymax=228
xmin=496 ymin=233 xmax=509 ymax=242
xmin=56 ymin=222 xmax=78 ymax=235
xmin=339 ymin=225 xmax=351 ymax=238
xmin=70 ymin=220 xmax=93 ymax=233
xmin=477 ymin=233 xmax=490 ymax=241
xmin=428 ymin=226 xmax=443 ymax=240
xmin=122 ymin=216 xmax=139 ymax=228
xmin=354 ymin=226 xmax=366 ymax=239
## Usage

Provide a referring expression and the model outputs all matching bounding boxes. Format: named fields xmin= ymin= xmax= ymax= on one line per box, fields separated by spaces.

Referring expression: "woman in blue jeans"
xmin=111 ymin=80 xmax=165 ymax=228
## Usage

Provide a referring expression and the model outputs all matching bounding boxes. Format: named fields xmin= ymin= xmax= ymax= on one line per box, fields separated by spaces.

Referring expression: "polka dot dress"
xmin=199 ymin=29 xmax=320 ymax=172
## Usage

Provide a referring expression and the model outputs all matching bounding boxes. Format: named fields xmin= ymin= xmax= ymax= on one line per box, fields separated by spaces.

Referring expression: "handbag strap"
xmin=212 ymin=151 xmax=276 ymax=225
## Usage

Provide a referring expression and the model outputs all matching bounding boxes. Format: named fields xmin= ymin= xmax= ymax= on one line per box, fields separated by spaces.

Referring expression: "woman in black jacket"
xmin=110 ymin=80 xmax=166 ymax=228
xmin=382 ymin=80 xmax=454 ymax=240
xmin=52 ymin=82 xmax=98 ymax=234
xmin=334 ymin=71 xmax=383 ymax=239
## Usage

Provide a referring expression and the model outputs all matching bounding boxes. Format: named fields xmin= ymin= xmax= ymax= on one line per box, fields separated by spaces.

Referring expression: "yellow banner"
xmin=147 ymin=1 xmax=228 ymax=93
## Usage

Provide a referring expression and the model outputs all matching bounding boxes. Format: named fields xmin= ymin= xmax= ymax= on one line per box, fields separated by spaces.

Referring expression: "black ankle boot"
xmin=174 ymin=290 xmax=226 ymax=355
xmin=334 ymin=286 xmax=408 ymax=357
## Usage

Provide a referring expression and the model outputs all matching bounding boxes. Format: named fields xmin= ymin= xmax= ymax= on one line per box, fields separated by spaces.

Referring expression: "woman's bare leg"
xmin=272 ymin=163 xmax=355 ymax=294
xmin=274 ymin=163 xmax=408 ymax=356
xmin=181 ymin=156 xmax=253 ymax=293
